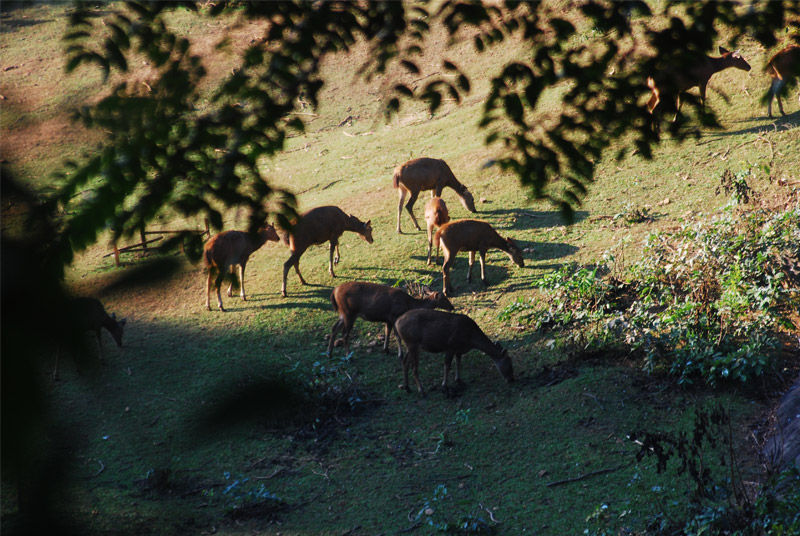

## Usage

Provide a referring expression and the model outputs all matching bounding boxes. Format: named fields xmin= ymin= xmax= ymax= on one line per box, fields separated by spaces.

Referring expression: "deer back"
xmin=425 ymin=197 xmax=450 ymax=227
xmin=766 ymin=45 xmax=800 ymax=79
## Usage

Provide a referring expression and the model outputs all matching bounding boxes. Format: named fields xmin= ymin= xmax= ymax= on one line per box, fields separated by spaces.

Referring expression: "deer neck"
xmin=343 ymin=215 xmax=364 ymax=233
xmin=709 ymin=55 xmax=738 ymax=76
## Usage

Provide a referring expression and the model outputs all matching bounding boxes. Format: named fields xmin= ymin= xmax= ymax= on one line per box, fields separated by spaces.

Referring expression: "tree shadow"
xmin=478 ymin=208 xmax=589 ymax=231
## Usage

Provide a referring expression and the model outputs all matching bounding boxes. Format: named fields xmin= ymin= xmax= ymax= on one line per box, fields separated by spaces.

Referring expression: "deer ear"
xmin=365 ymin=220 xmax=371 ymax=227
xmin=719 ymin=46 xmax=730 ymax=55
xmin=111 ymin=312 xmax=116 ymax=320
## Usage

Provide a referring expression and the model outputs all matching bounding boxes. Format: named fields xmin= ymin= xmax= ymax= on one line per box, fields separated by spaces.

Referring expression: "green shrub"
xmin=501 ymin=207 xmax=799 ymax=387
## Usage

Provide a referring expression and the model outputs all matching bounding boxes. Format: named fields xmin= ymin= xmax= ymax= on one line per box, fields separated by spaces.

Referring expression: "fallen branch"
xmin=546 ymin=466 xmax=619 ymax=487
xmin=93 ymin=460 xmax=105 ymax=477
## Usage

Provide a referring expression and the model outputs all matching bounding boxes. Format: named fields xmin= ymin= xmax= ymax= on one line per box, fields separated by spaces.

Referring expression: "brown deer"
xmin=327 ymin=281 xmax=454 ymax=358
xmin=434 ymin=219 xmax=525 ymax=296
xmin=647 ymin=46 xmax=751 ymax=121
xmin=765 ymin=44 xmax=800 ymax=118
xmin=393 ymin=157 xmax=476 ymax=234
xmin=394 ymin=309 xmax=513 ymax=395
xmin=424 ymin=197 xmax=450 ymax=266
xmin=281 ymin=206 xmax=373 ymax=297
xmin=203 ymin=224 xmax=280 ymax=312
xmin=54 ymin=297 xmax=126 ymax=380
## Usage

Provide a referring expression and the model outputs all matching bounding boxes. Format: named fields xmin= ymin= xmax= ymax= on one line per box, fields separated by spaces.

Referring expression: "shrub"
xmin=501 ymin=207 xmax=799 ymax=387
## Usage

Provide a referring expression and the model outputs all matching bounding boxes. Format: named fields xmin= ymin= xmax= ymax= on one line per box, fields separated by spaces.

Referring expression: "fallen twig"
xmin=93 ymin=460 xmax=105 ymax=477
xmin=582 ymin=392 xmax=605 ymax=410
xmin=546 ymin=466 xmax=619 ymax=487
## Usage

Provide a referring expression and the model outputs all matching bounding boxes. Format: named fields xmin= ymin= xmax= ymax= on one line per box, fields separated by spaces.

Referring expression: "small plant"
xmin=411 ymin=484 xmax=498 ymax=534
xmin=614 ymin=202 xmax=653 ymax=224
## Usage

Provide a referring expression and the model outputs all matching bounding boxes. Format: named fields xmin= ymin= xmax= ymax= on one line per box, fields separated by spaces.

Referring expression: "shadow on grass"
xmin=696 ymin=110 xmax=800 ymax=139
xmin=480 ymin=208 xmax=589 ymax=230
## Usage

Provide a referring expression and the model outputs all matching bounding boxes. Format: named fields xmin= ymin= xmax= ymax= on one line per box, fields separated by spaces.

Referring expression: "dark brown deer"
xmin=393 ymin=157 xmax=476 ymax=234
xmin=54 ymin=297 xmax=126 ymax=380
xmin=434 ymin=219 xmax=524 ymax=296
xmin=765 ymin=44 xmax=800 ymax=118
xmin=281 ymin=206 xmax=373 ymax=297
xmin=203 ymin=224 xmax=280 ymax=312
xmin=327 ymin=281 xmax=454 ymax=358
xmin=647 ymin=46 xmax=751 ymax=121
xmin=424 ymin=197 xmax=450 ymax=265
xmin=394 ymin=309 xmax=513 ymax=395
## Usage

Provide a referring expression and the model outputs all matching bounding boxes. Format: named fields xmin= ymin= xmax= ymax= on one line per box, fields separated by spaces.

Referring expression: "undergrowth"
xmin=501 ymin=203 xmax=799 ymax=388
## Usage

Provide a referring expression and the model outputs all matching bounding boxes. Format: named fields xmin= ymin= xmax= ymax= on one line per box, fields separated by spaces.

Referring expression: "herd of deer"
xmin=62 ymin=43 xmax=799 ymax=392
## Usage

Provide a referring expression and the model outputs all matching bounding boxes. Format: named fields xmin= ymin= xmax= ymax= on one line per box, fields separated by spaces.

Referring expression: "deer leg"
xmin=205 ymin=270 xmax=215 ymax=311
xmin=405 ymin=191 xmax=422 ymax=231
xmin=426 ymin=226 xmax=434 ymax=265
xmin=411 ymin=352 xmax=425 ymax=395
xmin=327 ymin=317 xmax=344 ymax=357
xmin=238 ymin=263 xmax=247 ymax=300
xmin=215 ymin=271 xmax=226 ymax=311
xmin=397 ymin=188 xmax=407 ymax=233
xmin=442 ymin=352 xmax=454 ymax=390
xmin=400 ymin=348 xmax=414 ymax=392
xmin=442 ymin=252 xmax=456 ymax=296
xmin=479 ymin=249 xmax=488 ymax=285
xmin=673 ymin=93 xmax=682 ymax=122
xmin=455 ymin=354 xmax=462 ymax=384
xmin=467 ymin=251 xmax=475 ymax=283
xmin=328 ymin=241 xmax=338 ymax=278
xmin=334 ymin=244 xmax=340 ymax=265
xmin=342 ymin=316 xmax=355 ymax=354
xmin=383 ymin=322 xmax=391 ymax=353
xmin=226 ymin=265 xmax=235 ymax=297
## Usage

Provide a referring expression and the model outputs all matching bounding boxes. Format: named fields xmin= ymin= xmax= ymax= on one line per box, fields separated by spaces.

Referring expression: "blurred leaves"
xmin=52 ymin=0 xmax=798 ymax=273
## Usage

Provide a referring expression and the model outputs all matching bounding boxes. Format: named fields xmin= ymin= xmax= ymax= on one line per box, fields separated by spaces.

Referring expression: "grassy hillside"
xmin=1 ymin=3 xmax=798 ymax=535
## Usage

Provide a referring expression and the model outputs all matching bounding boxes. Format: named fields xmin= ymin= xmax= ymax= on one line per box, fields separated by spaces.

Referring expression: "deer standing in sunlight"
xmin=281 ymin=206 xmax=373 ymax=297
xmin=54 ymin=297 xmax=126 ymax=380
xmin=203 ymin=224 xmax=280 ymax=311
xmin=647 ymin=46 xmax=751 ymax=122
xmin=434 ymin=219 xmax=524 ymax=296
xmin=765 ymin=44 xmax=800 ymax=118
xmin=393 ymin=157 xmax=476 ymax=234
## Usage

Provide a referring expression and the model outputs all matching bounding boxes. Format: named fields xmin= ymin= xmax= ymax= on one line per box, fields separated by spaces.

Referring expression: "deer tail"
xmin=330 ymin=290 xmax=338 ymax=312
xmin=392 ymin=167 xmax=402 ymax=189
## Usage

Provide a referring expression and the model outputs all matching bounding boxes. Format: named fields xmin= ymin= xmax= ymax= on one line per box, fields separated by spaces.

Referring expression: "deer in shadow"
xmin=281 ymin=206 xmax=373 ymax=297
xmin=54 ymin=297 xmax=126 ymax=380
xmin=434 ymin=219 xmax=525 ymax=296
xmin=647 ymin=46 xmax=751 ymax=124
xmin=203 ymin=224 xmax=281 ymax=311
xmin=393 ymin=157 xmax=476 ymax=234
xmin=764 ymin=44 xmax=800 ymax=118
xmin=394 ymin=308 xmax=514 ymax=395
xmin=327 ymin=281 xmax=454 ymax=358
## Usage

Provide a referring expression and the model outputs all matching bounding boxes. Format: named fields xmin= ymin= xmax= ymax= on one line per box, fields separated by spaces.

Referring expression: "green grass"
xmin=2 ymin=3 xmax=798 ymax=535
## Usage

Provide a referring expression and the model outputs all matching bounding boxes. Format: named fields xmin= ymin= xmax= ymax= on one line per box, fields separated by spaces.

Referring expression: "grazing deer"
xmin=54 ymin=297 xmax=126 ymax=380
xmin=327 ymin=281 xmax=454 ymax=358
xmin=424 ymin=197 xmax=450 ymax=265
xmin=394 ymin=309 xmax=514 ymax=395
xmin=281 ymin=206 xmax=373 ymax=297
xmin=434 ymin=219 xmax=524 ymax=296
xmin=647 ymin=46 xmax=751 ymax=121
xmin=765 ymin=44 xmax=800 ymax=118
xmin=203 ymin=224 xmax=280 ymax=311
xmin=393 ymin=157 xmax=476 ymax=234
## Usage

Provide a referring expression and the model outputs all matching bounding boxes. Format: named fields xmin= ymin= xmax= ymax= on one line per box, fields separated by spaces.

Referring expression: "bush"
xmin=500 ymin=207 xmax=799 ymax=387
